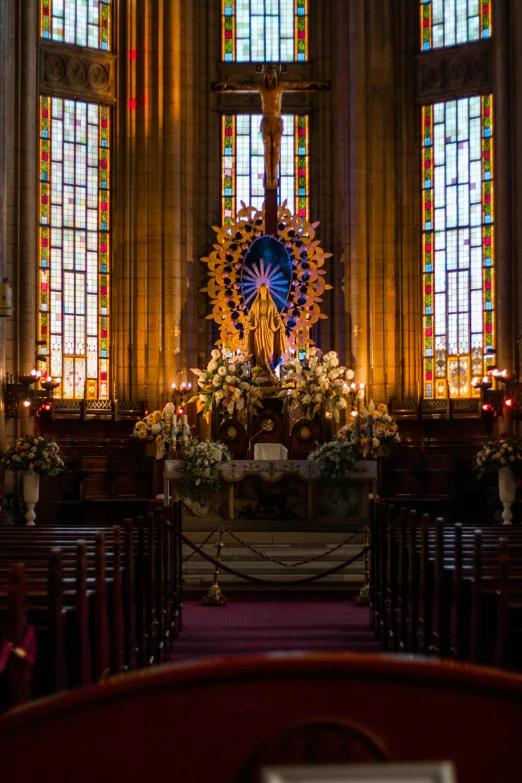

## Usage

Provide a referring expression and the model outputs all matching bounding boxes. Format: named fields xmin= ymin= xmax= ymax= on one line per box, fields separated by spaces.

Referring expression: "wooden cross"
xmin=213 ymin=65 xmax=329 ymax=235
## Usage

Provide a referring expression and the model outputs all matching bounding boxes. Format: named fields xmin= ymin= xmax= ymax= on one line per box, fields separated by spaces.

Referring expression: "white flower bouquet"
xmin=337 ymin=402 xmax=400 ymax=458
xmin=280 ymin=348 xmax=355 ymax=421
xmin=308 ymin=440 xmax=357 ymax=482
xmin=181 ymin=438 xmax=232 ymax=502
xmin=1 ymin=433 xmax=65 ymax=479
xmin=190 ymin=349 xmax=263 ymax=421
xmin=476 ymin=435 xmax=522 ymax=480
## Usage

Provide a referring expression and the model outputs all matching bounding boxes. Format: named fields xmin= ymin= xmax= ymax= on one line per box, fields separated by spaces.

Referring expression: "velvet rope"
xmin=178 ymin=529 xmax=370 ymax=586
xmin=176 ymin=520 xmax=365 ymax=569
xmin=166 ymin=510 xmax=398 ymax=585
xmin=223 ymin=527 xmax=364 ymax=567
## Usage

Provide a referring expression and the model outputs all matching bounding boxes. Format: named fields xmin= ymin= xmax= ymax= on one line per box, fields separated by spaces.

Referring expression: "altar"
xmin=164 ymin=459 xmax=377 ymax=523
xmin=148 ymin=70 xmax=399 ymax=535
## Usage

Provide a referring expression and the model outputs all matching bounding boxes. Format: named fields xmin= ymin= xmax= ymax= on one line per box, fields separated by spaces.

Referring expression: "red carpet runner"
xmin=171 ymin=601 xmax=379 ymax=660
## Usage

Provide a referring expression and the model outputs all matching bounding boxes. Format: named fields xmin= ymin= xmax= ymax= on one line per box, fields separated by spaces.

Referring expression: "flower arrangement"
xmin=475 ymin=435 xmax=522 ymax=480
xmin=131 ymin=409 xmax=171 ymax=449
xmin=337 ymin=402 xmax=400 ymax=458
xmin=280 ymin=348 xmax=355 ymax=421
xmin=1 ymin=433 xmax=65 ymax=479
xmin=181 ymin=438 xmax=232 ymax=503
xmin=190 ymin=349 xmax=263 ymax=421
xmin=307 ymin=440 xmax=357 ymax=482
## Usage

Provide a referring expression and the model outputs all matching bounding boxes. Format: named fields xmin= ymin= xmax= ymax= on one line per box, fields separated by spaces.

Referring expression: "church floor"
xmin=170 ymin=600 xmax=379 ymax=660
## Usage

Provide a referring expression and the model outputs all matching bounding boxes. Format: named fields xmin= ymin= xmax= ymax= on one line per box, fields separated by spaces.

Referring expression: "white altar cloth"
xmin=253 ymin=442 xmax=288 ymax=460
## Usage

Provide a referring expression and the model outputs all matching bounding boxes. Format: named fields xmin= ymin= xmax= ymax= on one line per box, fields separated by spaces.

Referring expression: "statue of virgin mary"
xmin=245 ymin=283 xmax=286 ymax=381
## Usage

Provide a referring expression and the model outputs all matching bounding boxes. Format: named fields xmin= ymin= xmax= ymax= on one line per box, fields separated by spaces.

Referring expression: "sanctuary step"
xmin=181 ymin=519 xmax=367 ymax=592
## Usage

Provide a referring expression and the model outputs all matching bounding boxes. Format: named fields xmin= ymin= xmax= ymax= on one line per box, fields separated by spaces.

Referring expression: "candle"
xmin=172 ymin=413 xmax=178 ymax=434
xmin=366 ymin=414 xmax=374 ymax=441
xmin=180 ymin=413 xmax=189 ymax=445
xmin=354 ymin=415 xmax=361 ymax=442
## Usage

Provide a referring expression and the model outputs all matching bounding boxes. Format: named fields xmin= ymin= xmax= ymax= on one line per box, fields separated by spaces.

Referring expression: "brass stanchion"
xmin=355 ymin=525 xmax=370 ymax=605
xmin=201 ymin=527 xmax=227 ymax=606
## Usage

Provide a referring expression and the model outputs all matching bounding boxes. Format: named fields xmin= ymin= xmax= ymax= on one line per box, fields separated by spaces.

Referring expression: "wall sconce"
xmin=4 ymin=371 xmax=41 ymax=421
xmin=490 ymin=368 xmax=517 ymax=383
xmin=4 ymin=372 xmax=62 ymax=421
xmin=40 ymin=376 xmax=62 ymax=396
xmin=30 ymin=376 xmax=61 ymax=417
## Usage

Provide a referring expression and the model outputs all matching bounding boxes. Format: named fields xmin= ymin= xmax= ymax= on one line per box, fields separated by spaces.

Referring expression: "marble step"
xmin=183 ymin=517 xmax=367 ymax=533
xmin=182 ymin=530 xmax=367 ymax=545
xmin=181 ymin=536 xmax=368 ymax=590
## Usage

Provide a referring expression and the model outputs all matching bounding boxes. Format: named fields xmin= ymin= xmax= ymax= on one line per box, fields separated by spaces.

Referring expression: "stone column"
xmin=330 ymin=0 xmax=419 ymax=402
xmin=1 ymin=0 xmax=38 ymax=447
xmin=309 ymin=1 xmax=335 ymax=353
xmin=113 ymin=0 xmax=220 ymax=409
xmin=0 ymin=0 xmax=9 ymax=450
xmin=509 ymin=1 xmax=522 ymax=379
xmin=493 ymin=0 xmax=514 ymax=371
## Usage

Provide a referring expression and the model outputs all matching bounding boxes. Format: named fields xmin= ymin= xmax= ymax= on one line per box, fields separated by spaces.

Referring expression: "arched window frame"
xmin=38 ymin=0 xmax=115 ymax=400
xmin=417 ymin=0 xmax=494 ymax=400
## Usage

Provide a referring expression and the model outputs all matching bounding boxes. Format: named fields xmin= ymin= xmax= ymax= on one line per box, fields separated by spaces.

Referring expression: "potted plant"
xmin=180 ymin=438 xmax=232 ymax=510
xmin=475 ymin=435 xmax=522 ymax=525
xmin=1 ymin=433 xmax=65 ymax=525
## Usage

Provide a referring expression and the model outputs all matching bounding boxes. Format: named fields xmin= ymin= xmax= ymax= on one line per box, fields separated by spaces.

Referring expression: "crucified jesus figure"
xmin=213 ymin=65 xmax=330 ymax=190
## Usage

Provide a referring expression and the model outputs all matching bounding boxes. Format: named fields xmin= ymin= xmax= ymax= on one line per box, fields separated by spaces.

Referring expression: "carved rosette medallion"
xmin=88 ymin=62 xmax=110 ymax=91
xmin=44 ymin=54 xmax=65 ymax=83
xmin=416 ymin=40 xmax=491 ymax=104
xmin=40 ymin=44 xmax=115 ymax=103
xmin=295 ymin=424 xmax=313 ymax=442
xmin=66 ymin=58 xmax=87 ymax=86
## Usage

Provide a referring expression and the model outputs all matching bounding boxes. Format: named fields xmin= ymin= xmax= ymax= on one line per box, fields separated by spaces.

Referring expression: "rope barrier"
xmin=222 ymin=527 xmax=364 ymax=567
xmin=165 ymin=507 xmax=400 ymax=587
xmin=182 ymin=528 xmax=221 ymax=562
xmin=178 ymin=528 xmax=370 ymax=586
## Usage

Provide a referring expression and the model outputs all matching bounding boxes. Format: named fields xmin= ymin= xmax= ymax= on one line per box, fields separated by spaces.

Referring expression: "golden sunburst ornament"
xmin=200 ymin=201 xmax=332 ymax=353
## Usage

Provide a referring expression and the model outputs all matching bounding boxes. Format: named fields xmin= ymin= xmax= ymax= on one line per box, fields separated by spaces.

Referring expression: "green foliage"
xmin=181 ymin=439 xmax=232 ymax=503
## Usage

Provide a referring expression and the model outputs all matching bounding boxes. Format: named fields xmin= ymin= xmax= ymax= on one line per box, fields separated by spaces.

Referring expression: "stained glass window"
xmin=39 ymin=96 xmax=110 ymax=399
xmin=222 ymin=0 xmax=307 ymax=62
xmin=422 ymin=95 xmax=494 ymax=398
xmin=420 ymin=0 xmax=491 ymax=50
xmin=222 ymin=114 xmax=308 ymax=224
xmin=41 ymin=0 xmax=111 ymax=50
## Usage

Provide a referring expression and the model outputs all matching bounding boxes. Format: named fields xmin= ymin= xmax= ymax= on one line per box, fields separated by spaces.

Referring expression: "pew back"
xmin=1 ymin=655 xmax=521 ymax=783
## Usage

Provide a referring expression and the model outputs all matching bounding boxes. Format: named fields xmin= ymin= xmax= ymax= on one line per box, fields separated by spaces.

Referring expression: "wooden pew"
xmin=2 ymin=655 xmax=522 ymax=783
xmin=0 ymin=511 xmax=175 ymax=711
xmin=373 ymin=502 xmax=522 ymax=670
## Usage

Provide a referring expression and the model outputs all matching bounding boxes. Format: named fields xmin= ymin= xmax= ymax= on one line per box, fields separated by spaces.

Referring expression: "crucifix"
xmin=212 ymin=65 xmax=329 ymax=234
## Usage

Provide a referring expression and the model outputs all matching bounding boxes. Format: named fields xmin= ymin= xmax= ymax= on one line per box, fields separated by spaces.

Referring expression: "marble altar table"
xmin=164 ymin=459 xmax=377 ymax=522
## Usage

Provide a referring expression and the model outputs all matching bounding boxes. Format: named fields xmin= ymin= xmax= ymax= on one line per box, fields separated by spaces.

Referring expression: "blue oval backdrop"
xmin=239 ymin=235 xmax=292 ymax=314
